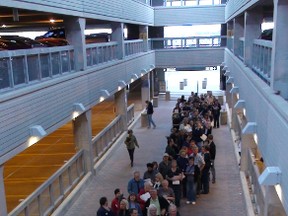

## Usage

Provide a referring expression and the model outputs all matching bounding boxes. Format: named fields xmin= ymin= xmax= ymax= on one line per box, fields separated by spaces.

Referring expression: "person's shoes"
xmin=153 ymin=125 xmax=156 ymax=129
xmin=147 ymin=126 xmax=150 ymax=129
xmin=213 ymin=126 xmax=216 ymax=128
xmin=212 ymin=180 xmax=216 ymax=184
xmin=130 ymin=162 xmax=133 ymax=167
xmin=192 ymin=202 xmax=196 ymax=205
xmin=186 ymin=201 xmax=190 ymax=204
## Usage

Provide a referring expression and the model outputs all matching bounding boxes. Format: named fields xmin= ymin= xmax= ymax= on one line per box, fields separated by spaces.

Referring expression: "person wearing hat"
xmin=158 ymin=153 xmax=171 ymax=179
xmin=125 ymin=129 xmax=139 ymax=167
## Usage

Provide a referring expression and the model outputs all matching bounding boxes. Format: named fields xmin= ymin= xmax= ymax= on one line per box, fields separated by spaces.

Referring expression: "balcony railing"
xmin=0 ymin=46 xmax=75 ymax=92
xmin=127 ymin=104 xmax=135 ymax=125
xmin=252 ymin=39 xmax=272 ymax=85
xmin=86 ymin=42 xmax=118 ymax=67
xmin=92 ymin=115 xmax=123 ymax=162
xmin=8 ymin=150 xmax=85 ymax=216
xmin=124 ymin=40 xmax=145 ymax=56
xmin=161 ymin=0 xmax=223 ymax=6
xmin=238 ymin=37 xmax=244 ymax=61
xmin=148 ymin=36 xmax=226 ymax=50
xmin=227 ymin=36 xmax=233 ymax=52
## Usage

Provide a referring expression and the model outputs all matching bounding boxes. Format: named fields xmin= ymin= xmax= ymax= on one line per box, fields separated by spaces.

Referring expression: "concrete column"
xmin=115 ymin=89 xmax=128 ymax=131
xmin=111 ymin=23 xmax=125 ymax=59
xmin=233 ymin=16 xmax=244 ymax=57
xmin=150 ymin=70 xmax=155 ymax=97
xmin=227 ymin=21 xmax=234 ymax=51
xmin=225 ymin=83 xmax=233 ymax=108
xmin=0 ymin=165 xmax=7 ymax=216
xmin=271 ymin=0 xmax=288 ymax=99
xmin=220 ymin=24 xmax=227 ymax=47
xmin=64 ymin=17 xmax=86 ymax=71
xmin=139 ymin=25 xmax=148 ymax=52
xmin=141 ymin=73 xmax=150 ymax=109
xmin=231 ymin=93 xmax=239 ymax=130
xmin=264 ymin=186 xmax=286 ymax=216
xmin=244 ymin=8 xmax=262 ymax=67
xmin=240 ymin=133 xmax=254 ymax=174
xmin=73 ymin=110 xmax=94 ymax=174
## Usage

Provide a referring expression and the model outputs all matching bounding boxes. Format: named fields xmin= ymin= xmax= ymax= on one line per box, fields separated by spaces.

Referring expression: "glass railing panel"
xmin=40 ymin=54 xmax=50 ymax=79
xmin=27 ymin=55 xmax=40 ymax=81
xmin=149 ymin=36 xmax=225 ymax=49
xmin=162 ymin=0 xmax=222 ymax=6
xmin=12 ymin=56 xmax=26 ymax=86
xmin=0 ymin=58 xmax=10 ymax=90
xmin=61 ymin=51 xmax=70 ymax=73
xmin=51 ymin=52 xmax=61 ymax=76
xmin=251 ymin=39 xmax=272 ymax=85
xmin=69 ymin=50 xmax=75 ymax=71
xmin=124 ymin=40 xmax=144 ymax=56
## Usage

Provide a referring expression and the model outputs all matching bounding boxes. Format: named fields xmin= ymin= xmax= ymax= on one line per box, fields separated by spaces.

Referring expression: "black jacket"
xmin=209 ymin=141 xmax=216 ymax=160
xmin=146 ymin=102 xmax=154 ymax=114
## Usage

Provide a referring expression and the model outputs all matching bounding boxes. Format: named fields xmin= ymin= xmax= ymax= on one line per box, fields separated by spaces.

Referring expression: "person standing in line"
xmin=208 ymin=134 xmax=216 ymax=183
xmin=145 ymin=100 xmax=156 ymax=129
xmin=125 ymin=130 xmax=139 ymax=167
xmin=97 ymin=197 xmax=115 ymax=216
xmin=212 ymin=99 xmax=221 ymax=128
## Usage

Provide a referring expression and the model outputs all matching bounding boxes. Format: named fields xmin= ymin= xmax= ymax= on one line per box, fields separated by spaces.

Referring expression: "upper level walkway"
xmin=60 ymin=96 xmax=247 ymax=216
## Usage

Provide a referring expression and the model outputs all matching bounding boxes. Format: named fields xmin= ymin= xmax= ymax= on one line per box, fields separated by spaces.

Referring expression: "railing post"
xmin=73 ymin=110 xmax=94 ymax=174
xmin=64 ymin=17 xmax=87 ymax=71
xmin=0 ymin=165 xmax=7 ymax=216
xmin=112 ymin=23 xmax=125 ymax=59
xmin=115 ymin=88 xmax=128 ymax=130
xmin=244 ymin=10 xmax=262 ymax=67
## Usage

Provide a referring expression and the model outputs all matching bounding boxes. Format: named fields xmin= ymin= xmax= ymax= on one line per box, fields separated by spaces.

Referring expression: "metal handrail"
xmin=127 ymin=104 xmax=135 ymax=125
xmin=8 ymin=149 xmax=85 ymax=216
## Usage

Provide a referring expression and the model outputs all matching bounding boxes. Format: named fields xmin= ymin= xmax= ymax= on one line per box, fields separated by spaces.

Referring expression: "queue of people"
xmin=97 ymin=93 xmax=219 ymax=216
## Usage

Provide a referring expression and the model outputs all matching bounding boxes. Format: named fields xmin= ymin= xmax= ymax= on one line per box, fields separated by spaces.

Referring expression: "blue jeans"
xmin=147 ymin=114 xmax=156 ymax=128
xmin=186 ymin=178 xmax=196 ymax=202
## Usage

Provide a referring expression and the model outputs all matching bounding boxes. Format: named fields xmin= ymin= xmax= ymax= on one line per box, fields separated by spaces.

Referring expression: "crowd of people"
xmin=97 ymin=92 xmax=221 ymax=216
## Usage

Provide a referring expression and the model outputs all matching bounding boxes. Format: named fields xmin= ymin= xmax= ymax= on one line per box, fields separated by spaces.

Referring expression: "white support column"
xmin=73 ymin=110 xmax=94 ymax=173
xmin=139 ymin=25 xmax=148 ymax=52
xmin=0 ymin=165 xmax=7 ymax=216
xmin=64 ymin=17 xmax=86 ymax=71
xmin=233 ymin=16 xmax=244 ymax=57
xmin=111 ymin=23 xmax=125 ymax=59
xmin=150 ymin=70 xmax=155 ymax=97
xmin=225 ymin=77 xmax=234 ymax=108
xmin=271 ymin=0 xmax=288 ymax=99
xmin=141 ymin=73 xmax=150 ymax=109
xmin=115 ymin=88 xmax=128 ymax=131
xmin=230 ymin=87 xmax=240 ymax=131
xmin=264 ymin=186 xmax=286 ymax=216
xmin=244 ymin=9 xmax=262 ymax=67
xmin=241 ymin=122 xmax=257 ymax=173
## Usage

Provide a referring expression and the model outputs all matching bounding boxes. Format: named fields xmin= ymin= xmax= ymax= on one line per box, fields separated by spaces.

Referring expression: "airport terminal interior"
xmin=0 ymin=0 xmax=288 ymax=216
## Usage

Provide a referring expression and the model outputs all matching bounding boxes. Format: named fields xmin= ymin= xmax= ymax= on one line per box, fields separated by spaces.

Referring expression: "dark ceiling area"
xmin=0 ymin=7 xmax=112 ymax=32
